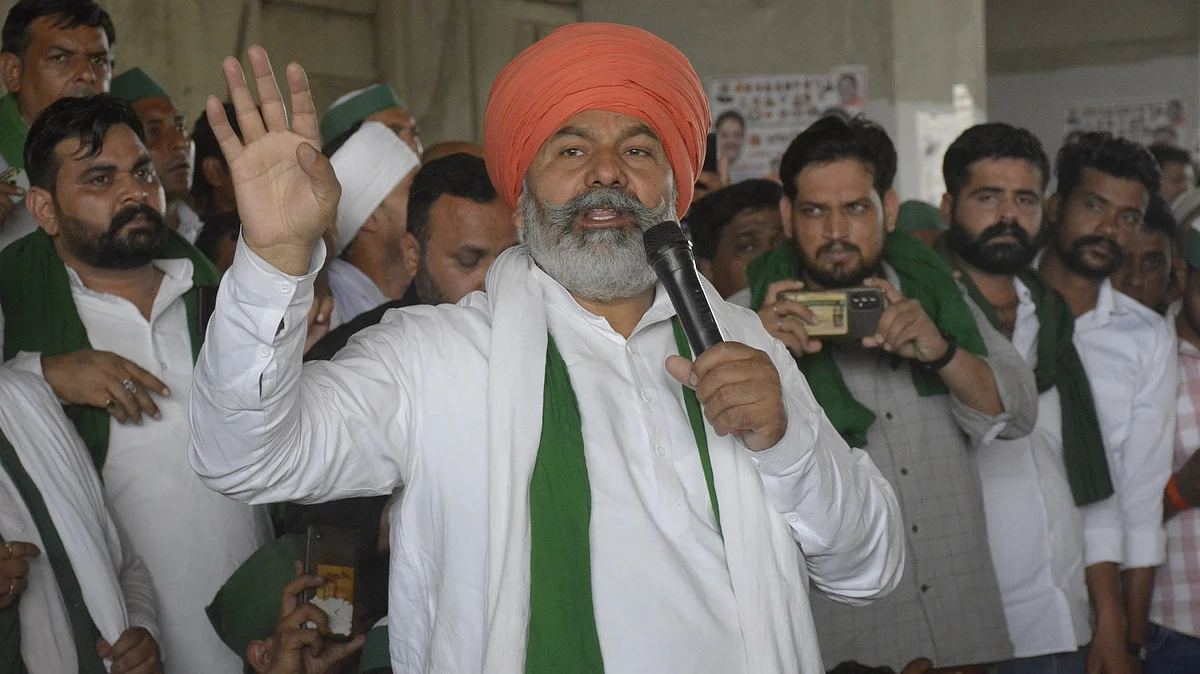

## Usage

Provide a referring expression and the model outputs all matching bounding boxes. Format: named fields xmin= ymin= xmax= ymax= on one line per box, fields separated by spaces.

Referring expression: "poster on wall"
xmin=706 ymin=66 xmax=868 ymax=183
xmin=1063 ymin=96 xmax=1189 ymax=149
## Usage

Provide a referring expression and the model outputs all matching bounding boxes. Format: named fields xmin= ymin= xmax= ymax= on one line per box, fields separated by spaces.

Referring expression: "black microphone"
xmin=643 ymin=221 xmax=724 ymax=356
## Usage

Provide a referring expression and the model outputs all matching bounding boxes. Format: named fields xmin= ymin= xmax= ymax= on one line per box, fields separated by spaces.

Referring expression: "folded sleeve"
xmin=750 ymin=334 xmax=905 ymax=605
xmin=188 ymin=238 xmax=415 ymax=505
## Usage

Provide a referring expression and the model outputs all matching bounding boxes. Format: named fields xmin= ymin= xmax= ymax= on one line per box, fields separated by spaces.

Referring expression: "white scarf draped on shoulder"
xmin=478 ymin=246 xmax=826 ymax=674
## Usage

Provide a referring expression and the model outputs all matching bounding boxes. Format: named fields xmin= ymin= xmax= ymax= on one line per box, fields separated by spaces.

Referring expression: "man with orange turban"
xmin=187 ymin=24 xmax=904 ymax=674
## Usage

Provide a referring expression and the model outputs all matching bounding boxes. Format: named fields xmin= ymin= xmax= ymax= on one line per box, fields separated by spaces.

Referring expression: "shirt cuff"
xmin=1124 ymin=527 xmax=1167 ymax=569
xmin=1083 ymin=526 xmax=1124 ymax=567
xmin=745 ymin=398 xmax=820 ymax=477
xmin=2 ymin=351 xmax=44 ymax=380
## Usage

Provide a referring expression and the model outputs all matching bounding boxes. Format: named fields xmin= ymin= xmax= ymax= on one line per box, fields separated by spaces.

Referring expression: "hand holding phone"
xmin=756 ymin=279 xmax=823 ymax=357
xmin=304 ymin=525 xmax=360 ymax=641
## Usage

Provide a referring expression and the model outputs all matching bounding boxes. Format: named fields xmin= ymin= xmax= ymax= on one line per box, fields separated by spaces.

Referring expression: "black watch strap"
xmin=918 ymin=332 xmax=958 ymax=372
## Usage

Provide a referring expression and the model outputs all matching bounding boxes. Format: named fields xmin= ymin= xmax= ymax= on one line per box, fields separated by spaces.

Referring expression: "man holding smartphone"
xmin=741 ymin=115 xmax=1038 ymax=671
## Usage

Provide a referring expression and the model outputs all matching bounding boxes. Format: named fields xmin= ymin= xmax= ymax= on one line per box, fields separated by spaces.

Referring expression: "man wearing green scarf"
xmin=741 ymin=115 xmax=1038 ymax=671
xmin=1038 ymin=132 xmax=1176 ymax=671
xmin=0 ymin=94 xmax=272 ymax=672
xmin=189 ymin=37 xmax=904 ymax=674
xmin=936 ymin=122 xmax=1118 ymax=674
xmin=0 ymin=0 xmax=115 ymax=250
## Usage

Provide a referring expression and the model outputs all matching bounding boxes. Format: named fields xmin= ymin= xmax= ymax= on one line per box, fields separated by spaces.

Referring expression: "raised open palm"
xmin=207 ymin=46 xmax=341 ymax=275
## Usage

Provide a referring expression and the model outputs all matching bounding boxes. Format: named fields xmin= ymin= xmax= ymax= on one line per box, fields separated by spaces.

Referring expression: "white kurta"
xmin=190 ymin=240 xmax=905 ymax=673
xmin=327 ymin=257 xmax=387 ymax=327
xmin=975 ymin=279 xmax=1090 ymax=658
xmin=0 ymin=368 xmax=158 ymax=674
xmin=168 ymin=200 xmax=204 ymax=244
xmin=1 ymin=259 xmax=273 ymax=673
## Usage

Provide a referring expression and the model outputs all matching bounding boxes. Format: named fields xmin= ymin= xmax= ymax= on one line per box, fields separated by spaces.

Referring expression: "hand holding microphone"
xmin=645 ymin=222 xmax=787 ymax=451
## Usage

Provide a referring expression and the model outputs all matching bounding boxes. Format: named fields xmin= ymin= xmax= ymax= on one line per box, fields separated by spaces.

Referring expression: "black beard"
xmin=1054 ymin=232 xmax=1124 ymax=280
xmin=796 ymin=239 xmax=876 ymax=288
xmin=413 ymin=260 xmax=447 ymax=305
xmin=61 ymin=203 xmax=169 ymax=270
xmin=945 ymin=217 xmax=1041 ymax=275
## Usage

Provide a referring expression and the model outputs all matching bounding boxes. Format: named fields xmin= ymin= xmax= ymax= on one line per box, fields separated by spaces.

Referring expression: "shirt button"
xmin=654 ymin=444 xmax=666 ymax=457
xmin=640 ymin=390 xmax=652 ymax=403
xmin=786 ymin=513 xmax=800 ymax=524
xmin=885 ymin=412 xmax=893 ymax=420
xmin=628 ymin=343 xmax=638 ymax=355
xmin=277 ymin=280 xmax=295 ymax=295
xmin=257 ymin=345 xmax=272 ymax=358
xmin=911 ymin=524 xmax=919 ymax=533
xmin=920 ymin=584 xmax=931 ymax=593
xmin=900 ymin=468 xmax=909 ymax=476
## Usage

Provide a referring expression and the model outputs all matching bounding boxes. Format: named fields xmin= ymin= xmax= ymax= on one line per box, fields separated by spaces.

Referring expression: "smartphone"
xmin=702 ymin=132 xmax=718 ymax=174
xmin=304 ymin=525 xmax=360 ymax=640
xmin=778 ymin=287 xmax=885 ymax=340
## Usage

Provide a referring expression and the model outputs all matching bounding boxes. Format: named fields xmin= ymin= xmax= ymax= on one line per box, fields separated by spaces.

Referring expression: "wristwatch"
xmin=1128 ymin=640 xmax=1148 ymax=662
xmin=916 ymin=332 xmax=958 ymax=372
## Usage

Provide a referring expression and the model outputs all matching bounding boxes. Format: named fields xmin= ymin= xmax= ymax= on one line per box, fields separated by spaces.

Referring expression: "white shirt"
xmin=1074 ymin=280 xmax=1176 ymax=569
xmin=188 ymin=240 xmax=905 ymax=673
xmin=1 ymin=259 xmax=273 ymax=673
xmin=327 ymin=257 xmax=387 ymax=327
xmin=169 ymin=200 xmax=204 ymax=244
xmin=976 ymin=278 xmax=1090 ymax=658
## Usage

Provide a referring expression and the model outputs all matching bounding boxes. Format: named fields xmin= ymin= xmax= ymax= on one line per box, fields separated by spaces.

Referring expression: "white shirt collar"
xmin=531 ymin=262 xmax=676 ymax=341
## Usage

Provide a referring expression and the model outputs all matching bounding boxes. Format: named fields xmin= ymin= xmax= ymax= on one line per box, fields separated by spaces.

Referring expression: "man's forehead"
xmin=29 ymin=16 xmax=111 ymax=51
xmin=796 ymin=159 xmax=876 ymax=198
xmin=552 ymin=110 xmax=659 ymax=139
xmin=1077 ymin=167 xmax=1148 ymax=204
xmin=132 ymin=97 xmax=183 ymax=120
xmin=967 ymin=157 xmax=1043 ymax=183
xmin=56 ymin=125 xmax=147 ymax=166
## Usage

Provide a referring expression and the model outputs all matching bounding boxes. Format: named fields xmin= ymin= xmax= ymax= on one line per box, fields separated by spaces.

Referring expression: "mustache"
xmin=106 ymin=204 xmax=165 ymax=237
xmin=1069 ymin=234 xmax=1122 ymax=257
xmin=542 ymin=187 xmax=660 ymax=226
xmin=976 ymin=219 xmax=1034 ymax=249
xmin=817 ymin=241 xmax=862 ymax=258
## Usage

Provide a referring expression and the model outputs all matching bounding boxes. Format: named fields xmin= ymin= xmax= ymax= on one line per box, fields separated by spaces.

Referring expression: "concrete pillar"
xmin=887 ymin=0 xmax=987 ymax=201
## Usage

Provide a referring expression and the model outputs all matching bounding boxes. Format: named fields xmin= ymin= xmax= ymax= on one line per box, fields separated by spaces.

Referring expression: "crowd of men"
xmin=1 ymin=1 xmax=1200 ymax=674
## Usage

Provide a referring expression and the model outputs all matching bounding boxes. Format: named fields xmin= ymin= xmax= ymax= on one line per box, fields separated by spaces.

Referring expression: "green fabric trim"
xmin=0 ymin=228 xmax=219 ymax=470
xmin=207 ymin=534 xmax=306 ymax=665
xmin=0 ymin=93 xmax=28 ymax=170
xmin=1187 ymin=225 xmax=1200 ymax=269
xmin=320 ymin=83 xmax=404 ymax=144
xmin=932 ymin=234 xmax=1114 ymax=506
xmin=110 ymin=68 xmax=169 ymax=103
xmin=746 ymin=233 xmax=988 ymax=447
xmin=526 ymin=316 xmax=720 ymax=673
xmin=357 ymin=623 xmax=391 ymax=673
xmin=0 ymin=429 xmax=105 ymax=673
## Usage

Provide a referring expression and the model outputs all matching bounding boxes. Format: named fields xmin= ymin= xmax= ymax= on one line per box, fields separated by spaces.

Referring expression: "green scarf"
xmin=0 ymin=429 xmax=106 ymax=674
xmin=0 ymin=94 xmax=27 ymax=170
xmin=746 ymin=233 xmax=988 ymax=448
xmin=525 ymin=318 xmax=720 ymax=674
xmin=932 ymin=234 xmax=1114 ymax=506
xmin=0 ymin=228 xmax=220 ymax=471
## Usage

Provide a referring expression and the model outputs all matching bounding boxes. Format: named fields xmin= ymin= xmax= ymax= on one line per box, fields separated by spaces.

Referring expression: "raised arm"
xmin=188 ymin=48 xmax=411 ymax=504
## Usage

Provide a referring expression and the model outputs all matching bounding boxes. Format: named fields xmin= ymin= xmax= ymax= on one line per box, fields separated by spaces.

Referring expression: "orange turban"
xmin=483 ymin=23 xmax=710 ymax=217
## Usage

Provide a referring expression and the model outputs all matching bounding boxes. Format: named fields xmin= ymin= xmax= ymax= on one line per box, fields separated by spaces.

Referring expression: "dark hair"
xmin=407 ymin=153 xmax=497 ymax=249
xmin=322 ymin=119 xmax=364 ymax=158
xmin=1055 ymin=131 xmax=1161 ymax=200
xmin=193 ymin=210 xmax=241 ymax=265
xmin=779 ymin=115 xmax=896 ymax=201
xmin=189 ymin=102 xmax=241 ymax=214
xmin=24 ymin=94 xmax=144 ymax=192
xmin=942 ymin=123 xmax=1049 ymax=198
xmin=2 ymin=0 xmax=115 ymax=57
xmin=1149 ymin=143 xmax=1192 ymax=170
xmin=1141 ymin=193 xmax=1177 ymax=240
xmin=715 ymin=110 xmax=745 ymax=131
xmin=686 ymin=179 xmax=782 ymax=261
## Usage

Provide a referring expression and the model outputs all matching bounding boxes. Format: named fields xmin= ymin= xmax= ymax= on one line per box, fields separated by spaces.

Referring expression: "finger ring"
xmin=776 ymin=319 xmax=783 ymax=331
xmin=5 ymin=579 xmax=14 ymax=596
xmin=2 ymin=542 xmax=12 ymax=558
xmin=122 ymin=379 xmax=138 ymax=394
xmin=105 ymin=399 xmax=116 ymax=410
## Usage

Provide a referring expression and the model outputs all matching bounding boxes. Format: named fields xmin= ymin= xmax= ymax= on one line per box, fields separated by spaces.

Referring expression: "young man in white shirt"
xmin=1039 ymin=131 xmax=1177 ymax=668
xmin=0 ymin=95 xmax=272 ymax=672
xmin=188 ymin=27 xmax=905 ymax=674
xmin=935 ymin=122 xmax=1136 ymax=674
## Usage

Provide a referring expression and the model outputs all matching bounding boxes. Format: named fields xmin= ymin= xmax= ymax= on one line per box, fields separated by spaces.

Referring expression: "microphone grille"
xmin=643 ymin=221 xmax=689 ymax=259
